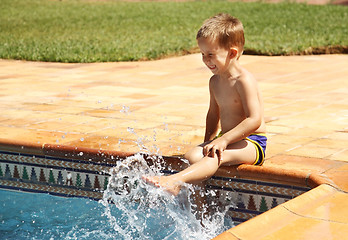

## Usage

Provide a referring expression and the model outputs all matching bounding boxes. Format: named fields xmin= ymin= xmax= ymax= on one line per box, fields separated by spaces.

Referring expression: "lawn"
xmin=0 ymin=0 xmax=347 ymax=62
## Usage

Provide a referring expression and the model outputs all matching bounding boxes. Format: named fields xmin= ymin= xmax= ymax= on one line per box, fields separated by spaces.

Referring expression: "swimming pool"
xmin=0 ymin=154 xmax=234 ymax=240
xmin=0 ymin=150 xmax=310 ymax=239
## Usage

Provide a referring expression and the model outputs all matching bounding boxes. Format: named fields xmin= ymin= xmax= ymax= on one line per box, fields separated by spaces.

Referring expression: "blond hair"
xmin=196 ymin=13 xmax=245 ymax=58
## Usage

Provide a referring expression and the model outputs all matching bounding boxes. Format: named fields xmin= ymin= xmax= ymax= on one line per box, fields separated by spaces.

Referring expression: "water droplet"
xmin=120 ymin=105 xmax=130 ymax=115
xmin=127 ymin=127 xmax=135 ymax=134
xmin=163 ymin=123 xmax=169 ymax=131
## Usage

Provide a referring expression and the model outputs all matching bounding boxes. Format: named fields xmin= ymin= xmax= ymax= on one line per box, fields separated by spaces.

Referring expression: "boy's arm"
xmin=222 ymin=75 xmax=262 ymax=142
xmin=204 ymin=77 xmax=220 ymax=142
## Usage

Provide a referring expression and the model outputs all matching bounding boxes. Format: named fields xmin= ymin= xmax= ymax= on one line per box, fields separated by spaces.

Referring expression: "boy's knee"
xmin=183 ymin=152 xmax=194 ymax=164
xmin=184 ymin=149 xmax=202 ymax=165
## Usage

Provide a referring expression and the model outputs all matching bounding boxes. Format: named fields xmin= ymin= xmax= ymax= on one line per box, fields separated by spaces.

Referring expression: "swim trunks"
xmin=214 ymin=132 xmax=267 ymax=166
xmin=246 ymin=133 xmax=267 ymax=166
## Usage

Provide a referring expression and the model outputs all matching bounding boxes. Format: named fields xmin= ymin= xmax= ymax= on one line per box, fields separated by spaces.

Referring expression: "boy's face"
xmin=197 ymin=37 xmax=234 ymax=75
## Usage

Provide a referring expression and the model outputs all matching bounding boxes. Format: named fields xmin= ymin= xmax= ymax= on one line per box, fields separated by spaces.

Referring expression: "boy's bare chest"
xmin=214 ymin=82 xmax=242 ymax=109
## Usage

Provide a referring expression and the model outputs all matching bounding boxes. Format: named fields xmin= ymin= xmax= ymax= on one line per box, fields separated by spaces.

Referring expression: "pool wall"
xmin=0 ymin=140 xmax=325 ymax=227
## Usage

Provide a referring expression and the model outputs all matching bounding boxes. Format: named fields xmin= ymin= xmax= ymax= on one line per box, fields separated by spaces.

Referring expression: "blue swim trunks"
xmin=246 ymin=133 xmax=267 ymax=166
xmin=215 ymin=132 xmax=267 ymax=166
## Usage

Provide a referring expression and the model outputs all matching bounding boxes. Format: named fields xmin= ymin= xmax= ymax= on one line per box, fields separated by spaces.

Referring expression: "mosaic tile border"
xmin=0 ymin=151 xmax=112 ymax=199
xmin=0 ymin=150 xmax=311 ymax=225
xmin=206 ymin=176 xmax=310 ymax=224
xmin=0 ymin=179 xmax=103 ymax=200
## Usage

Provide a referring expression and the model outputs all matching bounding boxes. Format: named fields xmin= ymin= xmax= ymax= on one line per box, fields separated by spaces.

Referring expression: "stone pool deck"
xmin=0 ymin=54 xmax=347 ymax=239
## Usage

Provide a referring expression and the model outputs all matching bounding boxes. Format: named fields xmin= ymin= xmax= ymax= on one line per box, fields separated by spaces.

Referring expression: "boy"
xmin=143 ymin=13 xmax=267 ymax=195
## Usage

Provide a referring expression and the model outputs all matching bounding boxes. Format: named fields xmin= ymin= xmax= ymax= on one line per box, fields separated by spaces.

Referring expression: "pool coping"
xmin=213 ymin=183 xmax=347 ymax=240
xmin=0 ymin=137 xmax=336 ymax=189
xmin=1 ymin=138 xmax=347 ymax=239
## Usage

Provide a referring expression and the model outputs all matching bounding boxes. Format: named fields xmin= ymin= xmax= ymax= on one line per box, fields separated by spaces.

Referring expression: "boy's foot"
xmin=142 ymin=175 xmax=182 ymax=196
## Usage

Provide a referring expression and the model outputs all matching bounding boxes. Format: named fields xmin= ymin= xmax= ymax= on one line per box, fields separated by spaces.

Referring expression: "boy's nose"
xmin=203 ymin=56 xmax=210 ymax=64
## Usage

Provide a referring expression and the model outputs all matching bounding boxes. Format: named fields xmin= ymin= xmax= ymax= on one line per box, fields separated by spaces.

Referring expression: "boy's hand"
xmin=203 ymin=138 xmax=227 ymax=162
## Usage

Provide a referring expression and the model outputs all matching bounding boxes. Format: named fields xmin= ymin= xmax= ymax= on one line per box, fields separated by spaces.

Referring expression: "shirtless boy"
xmin=143 ymin=13 xmax=267 ymax=195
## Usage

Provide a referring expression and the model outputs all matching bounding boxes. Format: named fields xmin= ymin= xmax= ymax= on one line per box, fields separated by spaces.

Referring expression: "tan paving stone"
xmin=0 ymin=54 xmax=347 ymax=165
xmin=265 ymin=142 xmax=292 ymax=159
xmin=327 ymin=149 xmax=348 ymax=162
xmin=325 ymin=131 xmax=348 ymax=141
xmin=65 ymin=135 xmax=137 ymax=152
xmin=324 ymin=164 xmax=348 ymax=191
xmin=266 ymin=155 xmax=343 ymax=173
xmin=285 ymin=144 xmax=340 ymax=159
xmin=309 ymin=138 xmax=348 ymax=149
xmin=91 ymin=127 xmax=134 ymax=139
xmin=268 ymin=134 xmax=315 ymax=146
xmin=278 ymin=127 xmax=333 ymax=139
xmin=265 ymin=125 xmax=294 ymax=135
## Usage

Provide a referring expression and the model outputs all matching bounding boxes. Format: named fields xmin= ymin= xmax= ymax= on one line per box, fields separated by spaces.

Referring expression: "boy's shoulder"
xmin=236 ymin=68 xmax=256 ymax=85
xmin=208 ymin=74 xmax=220 ymax=86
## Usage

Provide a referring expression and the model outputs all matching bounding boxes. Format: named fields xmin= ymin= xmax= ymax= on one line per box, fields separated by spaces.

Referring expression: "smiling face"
xmin=197 ymin=37 xmax=233 ymax=75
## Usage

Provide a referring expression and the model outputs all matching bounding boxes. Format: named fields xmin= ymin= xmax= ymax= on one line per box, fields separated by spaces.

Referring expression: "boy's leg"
xmin=176 ymin=139 xmax=257 ymax=183
xmin=184 ymin=142 xmax=209 ymax=164
xmin=143 ymin=139 xmax=257 ymax=195
xmin=142 ymin=144 xmax=208 ymax=195
xmin=220 ymin=139 xmax=257 ymax=166
xmin=142 ymin=154 xmax=215 ymax=195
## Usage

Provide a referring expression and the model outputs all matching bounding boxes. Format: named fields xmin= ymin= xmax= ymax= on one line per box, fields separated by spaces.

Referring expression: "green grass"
xmin=0 ymin=0 xmax=347 ymax=62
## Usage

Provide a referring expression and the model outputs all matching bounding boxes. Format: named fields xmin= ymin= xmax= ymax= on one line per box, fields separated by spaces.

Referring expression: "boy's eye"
xmin=201 ymin=53 xmax=214 ymax=57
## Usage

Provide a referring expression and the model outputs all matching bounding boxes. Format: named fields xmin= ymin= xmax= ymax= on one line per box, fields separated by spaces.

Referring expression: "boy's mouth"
xmin=208 ymin=65 xmax=216 ymax=70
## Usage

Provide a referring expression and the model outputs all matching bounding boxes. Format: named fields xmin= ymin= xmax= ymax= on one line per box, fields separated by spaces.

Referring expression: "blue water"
xmin=0 ymin=190 xmax=115 ymax=239
xmin=0 ymin=189 xmax=233 ymax=240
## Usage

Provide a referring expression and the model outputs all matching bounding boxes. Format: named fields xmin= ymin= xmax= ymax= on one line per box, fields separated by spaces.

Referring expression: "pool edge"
xmin=213 ymin=184 xmax=347 ymax=240
xmin=1 ymin=139 xmax=347 ymax=239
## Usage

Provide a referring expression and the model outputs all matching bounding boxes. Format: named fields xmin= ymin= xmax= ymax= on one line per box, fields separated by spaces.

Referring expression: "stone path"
xmin=1 ymin=53 xmax=347 ymax=239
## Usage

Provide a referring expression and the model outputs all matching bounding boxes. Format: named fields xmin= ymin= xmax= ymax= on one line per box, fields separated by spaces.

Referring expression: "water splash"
xmin=100 ymin=153 xmax=234 ymax=240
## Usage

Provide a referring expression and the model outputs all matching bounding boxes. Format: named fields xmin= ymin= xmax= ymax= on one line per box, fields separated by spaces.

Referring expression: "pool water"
xmin=0 ymin=189 xmax=114 ymax=239
xmin=0 ymin=154 xmax=234 ymax=240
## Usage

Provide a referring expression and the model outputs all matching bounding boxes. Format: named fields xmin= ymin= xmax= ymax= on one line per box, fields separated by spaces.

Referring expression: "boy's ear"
xmin=229 ymin=47 xmax=239 ymax=59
